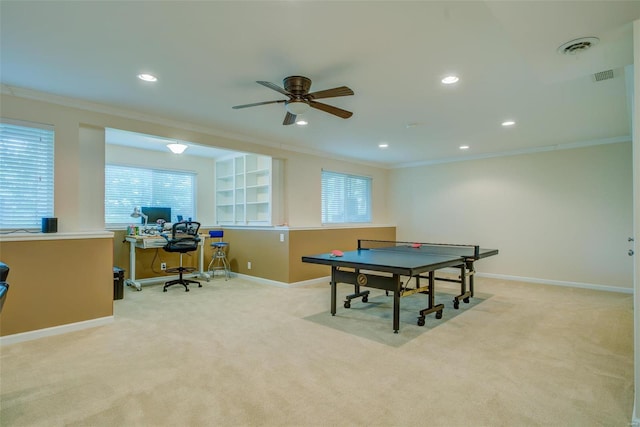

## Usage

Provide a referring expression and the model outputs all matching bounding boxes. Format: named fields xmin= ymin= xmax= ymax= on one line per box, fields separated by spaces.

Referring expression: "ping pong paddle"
xmin=330 ymin=249 xmax=344 ymax=257
xmin=411 ymin=243 xmax=422 ymax=248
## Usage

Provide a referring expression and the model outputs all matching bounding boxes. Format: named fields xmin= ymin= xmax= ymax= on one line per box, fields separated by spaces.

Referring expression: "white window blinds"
xmin=321 ymin=170 xmax=372 ymax=224
xmin=0 ymin=121 xmax=54 ymax=230
xmin=105 ymin=164 xmax=196 ymax=225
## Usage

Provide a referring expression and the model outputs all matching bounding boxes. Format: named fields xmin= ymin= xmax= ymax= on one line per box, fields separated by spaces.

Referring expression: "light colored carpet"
xmin=0 ymin=275 xmax=634 ymax=426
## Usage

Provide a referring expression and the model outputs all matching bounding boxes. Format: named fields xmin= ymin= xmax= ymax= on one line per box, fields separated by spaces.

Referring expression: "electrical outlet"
xmin=247 ymin=261 xmax=252 ymax=270
xmin=279 ymin=233 xmax=284 ymax=242
xmin=160 ymin=262 xmax=166 ymax=271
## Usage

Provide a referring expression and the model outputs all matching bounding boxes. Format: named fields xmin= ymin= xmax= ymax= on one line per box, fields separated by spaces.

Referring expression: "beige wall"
xmin=288 ymin=227 xmax=396 ymax=282
xmin=390 ymin=142 xmax=634 ymax=290
xmin=0 ymin=236 xmax=113 ymax=336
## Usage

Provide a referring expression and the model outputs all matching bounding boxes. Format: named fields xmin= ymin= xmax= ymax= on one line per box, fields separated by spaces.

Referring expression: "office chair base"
xmin=163 ymin=278 xmax=201 ymax=292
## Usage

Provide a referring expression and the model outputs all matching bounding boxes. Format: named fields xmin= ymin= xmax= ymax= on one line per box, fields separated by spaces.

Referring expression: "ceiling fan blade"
xmin=307 ymin=86 xmax=354 ymax=100
xmin=309 ymin=101 xmax=353 ymax=119
xmin=257 ymin=81 xmax=292 ymax=97
xmin=283 ymin=112 xmax=297 ymax=125
xmin=232 ymin=100 xmax=285 ymax=109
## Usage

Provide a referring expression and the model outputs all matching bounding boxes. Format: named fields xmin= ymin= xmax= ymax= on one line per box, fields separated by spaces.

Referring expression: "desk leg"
xmin=330 ymin=267 xmax=337 ymax=316
xmin=196 ymin=239 xmax=211 ymax=281
xmin=125 ymin=241 xmax=142 ymax=291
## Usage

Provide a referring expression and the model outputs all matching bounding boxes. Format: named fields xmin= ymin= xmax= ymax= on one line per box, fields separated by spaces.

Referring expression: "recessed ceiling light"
xmin=295 ymin=120 xmax=308 ymax=126
xmin=378 ymin=143 xmax=389 ymax=148
xmin=138 ymin=73 xmax=158 ymax=82
xmin=459 ymin=145 xmax=469 ymax=150
xmin=501 ymin=120 xmax=516 ymax=127
xmin=441 ymin=75 xmax=459 ymax=84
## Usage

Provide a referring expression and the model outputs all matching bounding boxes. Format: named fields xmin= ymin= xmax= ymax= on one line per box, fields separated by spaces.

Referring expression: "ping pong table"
xmin=302 ymin=240 xmax=498 ymax=333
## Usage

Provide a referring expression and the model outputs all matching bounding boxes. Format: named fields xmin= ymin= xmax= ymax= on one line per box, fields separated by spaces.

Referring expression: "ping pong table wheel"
xmin=453 ymin=299 xmax=460 ymax=309
xmin=463 ymin=297 xmax=470 ymax=304
xmin=417 ymin=317 xmax=425 ymax=327
xmin=362 ymin=295 xmax=368 ymax=303
xmin=344 ymin=300 xmax=351 ymax=309
xmin=436 ymin=311 xmax=443 ymax=319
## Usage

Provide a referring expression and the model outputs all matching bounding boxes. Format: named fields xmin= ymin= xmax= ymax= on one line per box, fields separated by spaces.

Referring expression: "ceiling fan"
xmin=232 ymin=76 xmax=354 ymax=125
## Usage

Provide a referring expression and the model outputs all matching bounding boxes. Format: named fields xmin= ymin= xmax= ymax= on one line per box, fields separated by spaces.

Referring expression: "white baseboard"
xmin=285 ymin=272 xmax=632 ymax=294
xmin=477 ymin=272 xmax=633 ymax=294
xmin=234 ymin=273 xmax=294 ymax=288
xmin=0 ymin=316 xmax=114 ymax=346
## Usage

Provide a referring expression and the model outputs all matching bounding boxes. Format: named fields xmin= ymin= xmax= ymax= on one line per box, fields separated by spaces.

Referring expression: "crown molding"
xmin=392 ymin=136 xmax=632 ymax=169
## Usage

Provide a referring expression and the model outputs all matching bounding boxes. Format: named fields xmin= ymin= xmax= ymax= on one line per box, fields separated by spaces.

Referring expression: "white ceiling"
xmin=1 ymin=1 xmax=638 ymax=168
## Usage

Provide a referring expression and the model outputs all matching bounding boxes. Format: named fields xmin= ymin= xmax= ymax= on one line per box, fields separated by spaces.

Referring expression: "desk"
xmin=124 ymin=234 xmax=210 ymax=290
xmin=302 ymin=239 xmax=498 ymax=333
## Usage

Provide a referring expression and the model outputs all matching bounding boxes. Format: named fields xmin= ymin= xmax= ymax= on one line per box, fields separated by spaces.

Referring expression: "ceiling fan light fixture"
xmin=167 ymin=142 xmax=188 ymax=154
xmin=285 ymin=100 xmax=310 ymax=115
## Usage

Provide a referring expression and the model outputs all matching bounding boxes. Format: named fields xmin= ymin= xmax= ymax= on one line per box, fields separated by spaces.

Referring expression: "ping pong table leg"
xmin=468 ymin=260 xmax=475 ymax=298
xmin=331 ymin=267 xmax=337 ymax=316
xmin=417 ymin=271 xmax=444 ymax=326
xmin=393 ymin=274 xmax=400 ymax=333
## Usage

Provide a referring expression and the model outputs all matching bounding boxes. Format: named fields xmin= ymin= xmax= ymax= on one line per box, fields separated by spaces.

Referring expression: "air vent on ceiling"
xmin=557 ymin=37 xmax=599 ymax=55
xmin=593 ymin=69 xmax=614 ymax=82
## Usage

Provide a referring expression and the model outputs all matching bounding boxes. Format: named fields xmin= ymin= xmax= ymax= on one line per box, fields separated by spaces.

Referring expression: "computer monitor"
xmin=141 ymin=207 xmax=171 ymax=224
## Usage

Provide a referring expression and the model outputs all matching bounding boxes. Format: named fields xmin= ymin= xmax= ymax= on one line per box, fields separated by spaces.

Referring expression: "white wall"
xmin=0 ymin=92 xmax=391 ymax=231
xmin=390 ymin=142 xmax=634 ymax=290
xmin=631 ymin=18 xmax=639 ymax=427
xmin=105 ymin=144 xmax=217 ymax=226
xmin=284 ymin=151 xmax=390 ymax=227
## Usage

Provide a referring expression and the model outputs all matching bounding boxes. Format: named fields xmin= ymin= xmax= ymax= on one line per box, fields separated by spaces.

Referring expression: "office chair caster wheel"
xmin=185 ymin=288 xmax=189 ymax=292
xmin=163 ymin=289 xmax=167 ymax=292
xmin=453 ymin=299 xmax=459 ymax=309
xmin=436 ymin=311 xmax=443 ymax=319
xmin=463 ymin=297 xmax=470 ymax=303
xmin=344 ymin=300 xmax=351 ymax=309
xmin=198 ymin=283 xmax=202 ymax=288
xmin=362 ymin=295 xmax=368 ymax=303
xmin=417 ymin=317 xmax=425 ymax=327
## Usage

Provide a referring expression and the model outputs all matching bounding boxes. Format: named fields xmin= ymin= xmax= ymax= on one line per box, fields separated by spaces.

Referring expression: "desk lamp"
xmin=130 ymin=207 xmax=148 ymax=226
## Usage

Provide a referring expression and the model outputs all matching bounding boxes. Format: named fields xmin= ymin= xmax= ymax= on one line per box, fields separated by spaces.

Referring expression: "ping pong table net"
xmin=357 ymin=239 xmax=480 ymax=259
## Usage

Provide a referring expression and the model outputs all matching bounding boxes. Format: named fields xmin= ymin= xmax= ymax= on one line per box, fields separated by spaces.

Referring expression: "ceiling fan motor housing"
xmin=284 ymin=76 xmax=311 ymax=95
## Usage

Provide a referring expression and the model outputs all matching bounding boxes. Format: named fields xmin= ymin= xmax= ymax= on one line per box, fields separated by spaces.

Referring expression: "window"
xmin=0 ymin=120 xmax=54 ymax=230
xmin=321 ymin=170 xmax=372 ymax=224
xmin=105 ymin=164 xmax=195 ymax=225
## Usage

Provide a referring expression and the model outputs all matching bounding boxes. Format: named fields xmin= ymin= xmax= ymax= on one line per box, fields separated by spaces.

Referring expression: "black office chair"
xmin=162 ymin=221 xmax=201 ymax=292
xmin=0 ymin=262 xmax=9 ymax=314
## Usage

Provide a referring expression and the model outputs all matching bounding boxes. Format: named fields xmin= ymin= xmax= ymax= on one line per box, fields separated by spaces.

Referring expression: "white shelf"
xmin=215 ymin=154 xmax=272 ymax=225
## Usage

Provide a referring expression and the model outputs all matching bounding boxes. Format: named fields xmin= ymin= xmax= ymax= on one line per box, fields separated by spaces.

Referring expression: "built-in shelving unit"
xmin=215 ymin=154 xmax=272 ymax=225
